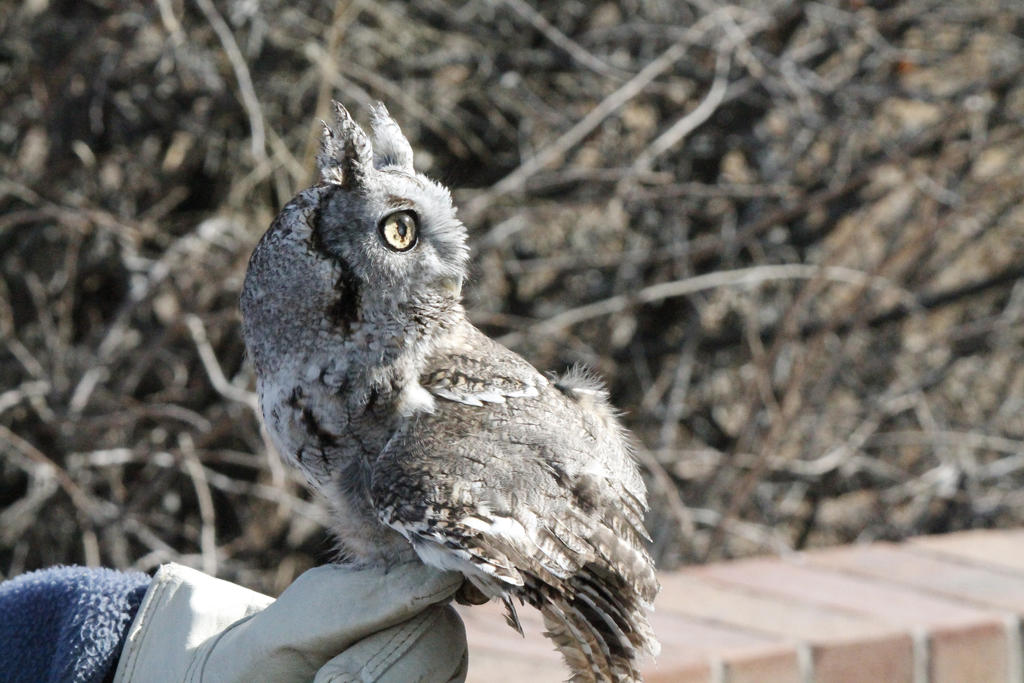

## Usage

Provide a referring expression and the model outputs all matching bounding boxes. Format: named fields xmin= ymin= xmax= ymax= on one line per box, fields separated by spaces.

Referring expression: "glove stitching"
xmin=319 ymin=610 xmax=440 ymax=683
xmin=364 ymin=609 xmax=439 ymax=679
xmin=186 ymin=612 xmax=261 ymax=682
xmin=117 ymin=571 xmax=180 ymax=681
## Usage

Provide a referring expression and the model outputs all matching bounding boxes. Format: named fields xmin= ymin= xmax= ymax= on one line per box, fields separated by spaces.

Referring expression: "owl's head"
xmin=311 ymin=102 xmax=469 ymax=308
xmin=242 ymin=102 xmax=469 ymax=375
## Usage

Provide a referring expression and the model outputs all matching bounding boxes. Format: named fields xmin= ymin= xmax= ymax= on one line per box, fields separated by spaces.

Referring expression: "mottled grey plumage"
xmin=240 ymin=102 xmax=659 ymax=682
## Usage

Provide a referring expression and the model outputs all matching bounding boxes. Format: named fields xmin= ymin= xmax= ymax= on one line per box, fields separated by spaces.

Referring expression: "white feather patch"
xmin=430 ymin=387 xmax=483 ymax=407
xmin=429 ymin=383 xmax=539 ymax=407
xmin=461 ymin=514 xmax=530 ymax=542
xmin=410 ymin=537 xmax=522 ymax=591
xmin=396 ymin=382 xmax=436 ymax=416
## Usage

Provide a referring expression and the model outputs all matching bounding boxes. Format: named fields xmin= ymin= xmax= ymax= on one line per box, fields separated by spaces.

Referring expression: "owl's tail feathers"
xmin=537 ymin=567 xmax=658 ymax=683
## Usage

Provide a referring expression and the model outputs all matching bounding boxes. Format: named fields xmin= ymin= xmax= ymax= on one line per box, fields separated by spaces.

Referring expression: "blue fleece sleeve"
xmin=0 ymin=566 xmax=151 ymax=683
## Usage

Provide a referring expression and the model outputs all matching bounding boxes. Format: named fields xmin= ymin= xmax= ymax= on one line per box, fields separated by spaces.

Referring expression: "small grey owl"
xmin=240 ymin=102 xmax=659 ymax=682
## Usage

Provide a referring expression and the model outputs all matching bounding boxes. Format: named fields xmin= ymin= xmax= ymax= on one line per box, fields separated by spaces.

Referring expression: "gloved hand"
xmin=113 ymin=561 xmax=467 ymax=683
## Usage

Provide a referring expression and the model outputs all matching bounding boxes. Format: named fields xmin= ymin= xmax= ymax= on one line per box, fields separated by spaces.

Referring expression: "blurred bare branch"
xmin=3 ymin=0 xmax=1024 ymax=586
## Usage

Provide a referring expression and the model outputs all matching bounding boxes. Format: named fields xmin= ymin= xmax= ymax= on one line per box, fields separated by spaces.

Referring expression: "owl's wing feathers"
xmin=421 ymin=355 xmax=541 ymax=406
xmin=419 ymin=333 xmax=652 ymax=554
xmin=369 ymin=332 xmax=659 ymax=678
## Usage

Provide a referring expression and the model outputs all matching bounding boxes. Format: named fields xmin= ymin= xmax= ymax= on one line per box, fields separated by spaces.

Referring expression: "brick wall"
xmin=459 ymin=529 xmax=1024 ymax=682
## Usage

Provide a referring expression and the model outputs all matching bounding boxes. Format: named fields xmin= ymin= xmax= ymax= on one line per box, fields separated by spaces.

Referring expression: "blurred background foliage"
xmin=2 ymin=0 xmax=1023 ymax=594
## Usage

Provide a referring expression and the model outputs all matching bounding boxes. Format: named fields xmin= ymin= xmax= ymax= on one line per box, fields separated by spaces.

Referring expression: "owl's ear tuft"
xmin=368 ymin=102 xmax=414 ymax=173
xmin=318 ymin=101 xmax=373 ymax=189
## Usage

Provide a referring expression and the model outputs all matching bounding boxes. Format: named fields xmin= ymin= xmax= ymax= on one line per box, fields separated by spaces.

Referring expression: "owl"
xmin=240 ymin=101 xmax=659 ymax=682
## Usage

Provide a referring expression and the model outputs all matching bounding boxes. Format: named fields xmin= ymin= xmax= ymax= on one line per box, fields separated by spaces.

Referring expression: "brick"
xmin=723 ymin=645 xmax=802 ymax=683
xmin=648 ymin=610 xmax=788 ymax=676
xmin=806 ymin=543 xmax=1024 ymax=613
xmin=696 ymin=554 xmax=1023 ymax=682
xmin=459 ymin=600 xmax=567 ymax=682
xmin=458 ymin=601 xmax=560 ymax=661
xmin=460 ymin=531 xmax=1024 ymax=681
xmin=929 ymin=620 xmax=1009 ymax=683
xmin=658 ymin=572 xmax=887 ymax=642
xmin=465 ymin=650 xmax=565 ymax=683
xmin=910 ymin=528 xmax=1024 ymax=574
xmin=652 ymin=610 xmax=787 ymax=650
xmin=693 ymin=556 xmax=1006 ymax=628
xmin=459 ymin=593 xmax=783 ymax=680
xmin=645 ymin=660 xmax=713 ymax=683
xmin=810 ymin=632 xmax=914 ymax=683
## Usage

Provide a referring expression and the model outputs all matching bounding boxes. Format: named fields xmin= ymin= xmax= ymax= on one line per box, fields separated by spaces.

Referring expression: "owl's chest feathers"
xmin=258 ymin=314 xmax=452 ymax=564
xmin=263 ymin=347 xmax=416 ymax=469
xmin=260 ymin=300 xmax=462 ymax=478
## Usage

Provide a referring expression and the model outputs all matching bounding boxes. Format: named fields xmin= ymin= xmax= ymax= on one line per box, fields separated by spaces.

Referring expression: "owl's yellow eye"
xmin=378 ymin=211 xmax=418 ymax=252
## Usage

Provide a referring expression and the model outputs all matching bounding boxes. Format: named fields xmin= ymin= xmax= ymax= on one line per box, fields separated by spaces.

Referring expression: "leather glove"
xmin=113 ymin=561 xmax=467 ymax=683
